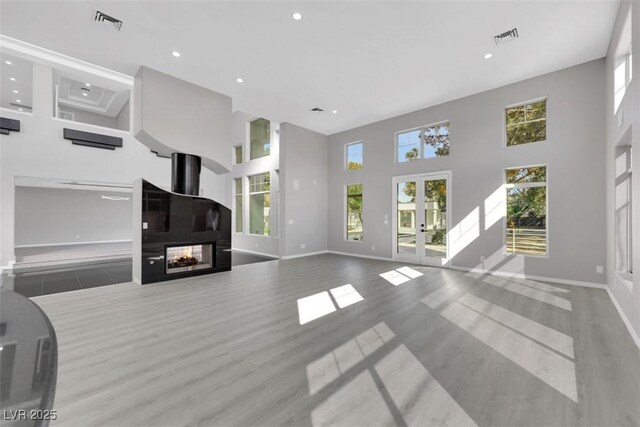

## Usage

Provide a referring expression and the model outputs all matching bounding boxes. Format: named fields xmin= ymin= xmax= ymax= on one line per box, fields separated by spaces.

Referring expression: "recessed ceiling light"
xmin=83 ymin=93 xmax=88 ymax=96
xmin=16 ymin=99 xmax=21 ymax=103
xmin=236 ymin=77 xmax=244 ymax=83
xmin=12 ymin=90 xmax=18 ymax=94
xmin=9 ymin=77 xmax=16 ymax=81
xmin=332 ymin=110 xmax=338 ymax=114
xmin=292 ymin=12 xmax=302 ymax=20
xmin=85 ymin=83 xmax=91 ymax=87
xmin=172 ymin=51 xmax=181 ymax=58
xmin=5 ymin=61 xmax=12 ymax=65
xmin=18 ymin=108 xmax=23 ymax=111
xmin=484 ymin=53 xmax=493 ymax=59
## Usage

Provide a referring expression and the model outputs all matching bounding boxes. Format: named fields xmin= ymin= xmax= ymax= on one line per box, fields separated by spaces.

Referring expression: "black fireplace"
xmin=165 ymin=243 xmax=214 ymax=274
xmin=138 ymin=153 xmax=231 ymax=284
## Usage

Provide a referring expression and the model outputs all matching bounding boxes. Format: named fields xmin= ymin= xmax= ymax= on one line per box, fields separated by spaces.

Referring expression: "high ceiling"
xmin=0 ymin=1 xmax=619 ymax=135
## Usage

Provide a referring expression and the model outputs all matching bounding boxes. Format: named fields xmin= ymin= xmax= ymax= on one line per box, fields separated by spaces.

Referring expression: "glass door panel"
xmin=397 ymin=181 xmax=418 ymax=257
xmin=424 ymin=178 xmax=447 ymax=259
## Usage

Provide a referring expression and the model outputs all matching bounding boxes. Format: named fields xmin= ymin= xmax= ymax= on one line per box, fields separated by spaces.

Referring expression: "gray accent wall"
xmin=15 ymin=187 xmax=132 ymax=246
xmin=328 ymin=59 xmax=607 ymax=285
xmin=279 ymin=123 xmax=329 ymax=258
xmin=605 ymin=1 xmax=639 ymax=342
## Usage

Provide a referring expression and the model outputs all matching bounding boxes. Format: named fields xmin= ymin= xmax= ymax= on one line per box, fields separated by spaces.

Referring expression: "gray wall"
xmin=60 ymin=106 xmax=116 ymax=129
xmin=328 ymin=59 xmax=607 ymax=285
xmin=279 ymin=123 xmax=329 ymax=258
xmin=116 ymin=100 xmax=130 ymax=131
xmin=605 ymin=1 xmax=639 ymax=342
xmin=15 ymin=187 xmax=132 ymax=246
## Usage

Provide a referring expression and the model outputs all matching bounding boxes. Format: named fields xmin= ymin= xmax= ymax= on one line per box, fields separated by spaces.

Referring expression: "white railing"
xmin=506 ymin=228 xmax=546 ymax=254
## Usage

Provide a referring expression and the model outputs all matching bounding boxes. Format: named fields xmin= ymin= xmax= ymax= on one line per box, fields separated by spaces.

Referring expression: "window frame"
xmin=233 ymin=177 xmax=244 ymax=234
xmin=503 ymin=164 xmax=549 ymax=258
xmin=248 ymin=118 xmax=271 ymax=161
xmin=248 ymin=171 xmax=271 ymax=236
xmin=234 ymin=145 xmax=243 ymax=165
xmin=503 ymin=97 xmax=548 ymax=148
xmin=344 ymin=183 xmax=364 ymax=242
xmin=345 ymin=141 xmax=364 ymax=170
xmin=395 ymin=120 xmax=450 ymax=163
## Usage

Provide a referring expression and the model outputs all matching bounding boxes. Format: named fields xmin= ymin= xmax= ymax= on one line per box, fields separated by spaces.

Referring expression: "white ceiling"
xmin=0 ymin=1 xmax=620 ymax=135
xmin=1 ymin=53 xmax=33 ymax=112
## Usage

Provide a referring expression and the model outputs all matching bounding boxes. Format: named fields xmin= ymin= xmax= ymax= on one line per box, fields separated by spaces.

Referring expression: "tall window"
xmin=615 ymin=146 xmax=633 ymax=273
xmin=397 ymin=121 xmax=449 ymax=162
xmin=234 ymin=146 xmax=243 ymax=164
xmin=505 ymin=100 xmax=546 ymax=146
xmin=234 ymin=178 xmax=243 ymax=233
xmin=346 ymin=142 xmax=363 ymax=170
xmin=346 ymin=184 xmax=363 ymax=240
xmin=250 ymin=118 xmax=270 ymax=160
xmin=505 ymin=166 xmax=547 ymax=255
xmin=249 ymin=173 xmax=270 ymax=235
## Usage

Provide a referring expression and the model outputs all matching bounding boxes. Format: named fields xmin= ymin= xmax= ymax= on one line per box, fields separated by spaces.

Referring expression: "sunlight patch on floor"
xmin=330 ymin=284 xmax=364 ymax=309
xmin=297 ymin=291 xmax=337 ymax=325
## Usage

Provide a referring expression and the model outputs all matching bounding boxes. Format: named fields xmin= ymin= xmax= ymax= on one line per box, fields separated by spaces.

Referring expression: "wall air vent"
xmin=310 ymin=107 xmax=325 ymax=112
xmin=0 ymin=117 xmax=21 ymax=135
xmin=94 ymin=10 xmax=123 ymax=31
xmin=494 ymin=28 xmax=519 ymax=45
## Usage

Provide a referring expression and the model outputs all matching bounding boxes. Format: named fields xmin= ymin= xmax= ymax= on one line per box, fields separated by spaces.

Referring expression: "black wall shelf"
xmin=63 ymin=128 xmax=123 ymax=150
xmin=0 ymin=117 xmax=21 ymax=135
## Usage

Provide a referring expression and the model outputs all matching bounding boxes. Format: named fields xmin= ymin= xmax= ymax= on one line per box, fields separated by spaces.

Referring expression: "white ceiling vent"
xmin=94 ymin=11 xmax=122 ymax=31
xmin=494 ymin=28 xmax=519 ymax=45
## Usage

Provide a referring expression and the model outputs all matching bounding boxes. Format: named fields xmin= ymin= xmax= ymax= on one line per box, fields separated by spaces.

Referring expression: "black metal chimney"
xmin=171 ymin=153 xmax=201 ymax=196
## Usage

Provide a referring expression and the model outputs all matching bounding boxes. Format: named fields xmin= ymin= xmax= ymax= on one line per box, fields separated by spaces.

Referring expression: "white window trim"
xmin=233 ymin=177 xmax=244 ymax=235
xmin=248 ymin=118 xmax=272 ymax=161
xmin=248 ymin=171 xmax=271 ymax=236
xmin=344 ymin=183 xmax=364 ymax=242
xmin=503 ymin=97 xmax=548 ymax=148
xmin=503 ymin=164 xmax=549 ymax=258
xmin=233 ymin=145 xmax=243 ymax=165
xmin=395 ymin=120 xmax=450 ymax=163
xmin=344 ymin=141 xmax=364 ymax=170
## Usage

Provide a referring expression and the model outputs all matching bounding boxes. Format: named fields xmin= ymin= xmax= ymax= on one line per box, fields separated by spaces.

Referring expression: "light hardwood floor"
xmin=31 ymin=254 xmax=640 ymax=427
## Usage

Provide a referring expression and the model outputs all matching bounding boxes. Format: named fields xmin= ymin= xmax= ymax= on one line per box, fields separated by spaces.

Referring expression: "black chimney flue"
xmin=171 ymin=153 xmax=201 ymax=196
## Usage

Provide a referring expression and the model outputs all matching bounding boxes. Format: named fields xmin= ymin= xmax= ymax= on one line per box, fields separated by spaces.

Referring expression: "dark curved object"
xmin=171 ymin=153 xmax=201 ymax=196
xmin=141 ymin=180 xmax=231 ymax=284
xmin=0 ymin=289 xmax=57 ymax=427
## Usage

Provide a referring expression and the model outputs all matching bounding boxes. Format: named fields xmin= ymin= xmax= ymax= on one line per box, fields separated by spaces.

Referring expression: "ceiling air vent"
xmin=494 ymin=28 xmax=518 ymax=45
xmin=310 ymin=107 xmax=325 ymax=112
xmin=94 ymin=11 xmax=122 ymax=31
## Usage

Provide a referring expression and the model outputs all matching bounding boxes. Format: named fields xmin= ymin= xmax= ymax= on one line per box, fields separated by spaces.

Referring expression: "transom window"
xmin=346 ymin=142 xmax=363 ymax=170
xmin=249 ymin=118 xmax=271 ymax=160
xmin=397 ymin=121 xmax=449 ymax=163
xmin=234 ymin=146 xmax=243 ymax=164
xmin=505 ymin=166 xmax=547 ymax=256
xmin=505 ymin=100 xmax=547 ymax=146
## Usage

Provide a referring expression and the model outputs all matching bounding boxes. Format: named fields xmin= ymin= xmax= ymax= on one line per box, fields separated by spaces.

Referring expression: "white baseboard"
xmin=449 ymin=265 xmax=607 ymax=289
xmin=231 ymin=247 xmax=279 ymax=259
xmin=327 ymin=250 xmax=393 ymax=262
xmin=281 ymin=250 xmax=329 ymax=260
xmin=605 ymin=287 xmax=640 ymax=349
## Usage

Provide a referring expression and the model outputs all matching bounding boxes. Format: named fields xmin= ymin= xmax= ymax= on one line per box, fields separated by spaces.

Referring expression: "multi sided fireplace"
xmin=165 ymin=243 xmax=214 ymax=274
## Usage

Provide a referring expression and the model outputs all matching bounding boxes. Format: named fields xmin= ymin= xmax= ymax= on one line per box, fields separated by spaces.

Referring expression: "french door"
xmin=392 ymin=172 xmax=451 ymax=266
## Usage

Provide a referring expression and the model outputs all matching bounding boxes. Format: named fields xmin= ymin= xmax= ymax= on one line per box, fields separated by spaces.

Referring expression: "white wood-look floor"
xmin=31 ymin=254 xmax=640 ymax=427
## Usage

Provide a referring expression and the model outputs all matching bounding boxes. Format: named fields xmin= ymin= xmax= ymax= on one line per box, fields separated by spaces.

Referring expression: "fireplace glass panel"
xmin=166 ymin=244 xmax=213 ymax=274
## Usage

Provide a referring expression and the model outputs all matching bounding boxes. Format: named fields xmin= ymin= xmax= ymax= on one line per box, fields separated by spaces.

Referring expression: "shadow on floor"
xmin=6 ymin=251 xmax=277 ymax=298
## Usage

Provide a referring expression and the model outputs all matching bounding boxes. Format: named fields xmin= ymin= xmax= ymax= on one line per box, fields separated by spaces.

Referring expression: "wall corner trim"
xmin=605 ymin=287 xmax=640 ymax=349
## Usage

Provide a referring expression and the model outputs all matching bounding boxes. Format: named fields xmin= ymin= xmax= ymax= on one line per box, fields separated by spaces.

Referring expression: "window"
xmin=505 ymin=100 xmax=546 ymax=146
xmin=234 ymin=146 xmax=243 ymax=164
xmin=505 ymin=166 xmax=547 ymax=256
xmin=397 ymin=122 xmax=449 ymax=162
xmin=346 ymin=142 xmax=363 ymax=170
xmin=250 ymin=118 xmax=271 ymax=160
xmin=615 ymin=146 xmax=633 ymax=274
xmin=615 ymin=46 xmax=634 ymax=113
xmin=249 ymin=173 xmax=270 ymax=235
xmin=234 ymin=178 xmax=243 ymax=233
xmin=346 ymin=184 xmax=363 ymax=240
